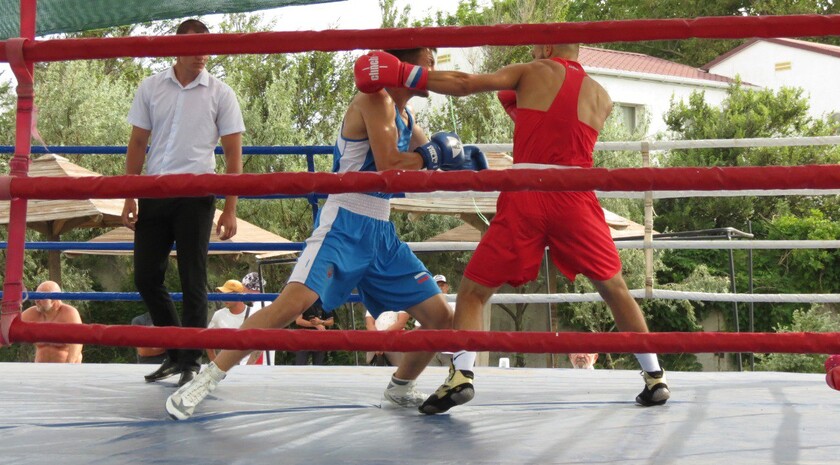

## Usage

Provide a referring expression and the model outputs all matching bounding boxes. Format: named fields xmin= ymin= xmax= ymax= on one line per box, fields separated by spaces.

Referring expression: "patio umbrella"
xmin=0 ymin=154 xmax=124 ymax=284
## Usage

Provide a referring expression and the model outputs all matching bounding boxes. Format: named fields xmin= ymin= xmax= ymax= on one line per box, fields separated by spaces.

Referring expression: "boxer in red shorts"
xmin=353 ymin=44 xmax=671 ymax=414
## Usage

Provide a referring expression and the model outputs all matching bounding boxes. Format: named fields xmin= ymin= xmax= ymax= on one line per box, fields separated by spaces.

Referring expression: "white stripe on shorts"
xmin=288 ymin=203 xmax=340 ymax=285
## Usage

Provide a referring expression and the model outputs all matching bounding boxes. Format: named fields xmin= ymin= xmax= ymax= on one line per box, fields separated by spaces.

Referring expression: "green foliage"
xmin=568 ymin=0 xmax=840 ymax=67
xmin=760 ymin=210 xmax=840 ymax=293
xmin=33 ymin=59 xmax=135 ymax=180
xmin=3 ymin=3 xmax=838 ymax=370
xmin=421 ymin=93 xmax=512 ymax=144
xmin=0 ymin=77 xmax=15 ymax=146
xmin=432 ymin=0 xmax=571 ymax=73
xmin=656 ymin=82 xmax=840 ymax=271
xmin=654 ymin=82 xmax=840 ymax=342
xmin=755 ymin=306 xmax=840 ymax=373
xmin=0 ymin=12 xmax=359 ymax=363
xmin=379 ymin=0 xmax=412 ymax=28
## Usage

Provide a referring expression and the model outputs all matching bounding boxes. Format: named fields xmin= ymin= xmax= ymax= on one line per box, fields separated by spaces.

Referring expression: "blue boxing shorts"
xmin=289 ymin=194 xmax=440 ymax=318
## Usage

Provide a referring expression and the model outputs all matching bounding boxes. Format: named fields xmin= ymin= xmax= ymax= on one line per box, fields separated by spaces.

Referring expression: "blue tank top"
xmin=332 ymin=106 xmax=414 ymax=199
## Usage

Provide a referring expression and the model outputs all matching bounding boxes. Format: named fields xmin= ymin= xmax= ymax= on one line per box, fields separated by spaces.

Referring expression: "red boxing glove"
xmin=826 ymin=355 xmax=840 ymax=390
xmin=497 ymin=90 xmax=518 ymax=122
xmin=354 ymin=51 xmax=428 ymax=94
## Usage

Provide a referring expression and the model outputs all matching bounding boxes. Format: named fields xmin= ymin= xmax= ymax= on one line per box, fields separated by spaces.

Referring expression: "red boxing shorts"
xmin=465 ymin=191 xmax=621 ymax=288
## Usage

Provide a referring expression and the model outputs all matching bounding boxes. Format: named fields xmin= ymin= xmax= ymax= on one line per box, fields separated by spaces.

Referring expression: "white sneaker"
xmin=382 ymin=377 xmax=426 ymax=408
xmin=165 ymin=362 xmax=226 ymax=420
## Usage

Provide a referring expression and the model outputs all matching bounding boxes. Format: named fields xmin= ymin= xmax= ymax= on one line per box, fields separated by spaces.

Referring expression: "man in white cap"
xmin=413 ymin=274 xmax=453 ymax=366
xmin=239 ymin=272 xmax=273 ymax=365
xmin=207 ymin=279 xmax=263 ymax=365
xmin=433 ymin=275 xmax=453 ymax=310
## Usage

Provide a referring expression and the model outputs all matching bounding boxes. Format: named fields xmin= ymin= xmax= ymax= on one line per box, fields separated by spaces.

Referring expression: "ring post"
xmin=1 ymin=0 xmax=37 ymax=346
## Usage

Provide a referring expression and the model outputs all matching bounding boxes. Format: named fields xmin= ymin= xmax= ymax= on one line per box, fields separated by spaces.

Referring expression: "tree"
xmin=568 ymin=0 xmax=840 ymax=67
xmin=0 ymin=12 xmax=362 ymax=363
xmin=756 ymin=306 xmax=840 ymax=373
xmin=658 ymin=82 xmax=840 ymax=235
xmin=655 ymin=81 xmax=840 ymax=341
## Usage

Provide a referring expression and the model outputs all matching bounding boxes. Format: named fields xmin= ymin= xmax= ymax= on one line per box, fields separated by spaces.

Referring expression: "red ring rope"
xmin=4 ymin=14 xmax=840 ymax=356
xmin=1 ymin=15 xmax=839 ymax=62
xmin=2 ymin=165 xmax=840 ymax=201
xmin=9 ymin=320 xmax=840 ymax=354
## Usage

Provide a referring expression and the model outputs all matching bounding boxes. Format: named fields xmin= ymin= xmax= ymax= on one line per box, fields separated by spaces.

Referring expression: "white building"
xmin=704 ymin=38 xmax=840 ymax=120
xmin=415 ymin=46 xmax=737 ymax=137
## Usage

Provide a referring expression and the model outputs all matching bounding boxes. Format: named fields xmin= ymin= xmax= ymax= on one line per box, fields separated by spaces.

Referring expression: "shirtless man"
xmin=355 ymin=44 xmax=670 ymax=414
xmin=20 ymin=281 xmax=83 ymax=363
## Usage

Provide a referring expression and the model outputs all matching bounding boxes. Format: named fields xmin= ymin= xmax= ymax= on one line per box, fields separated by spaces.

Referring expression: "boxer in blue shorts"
xmin=166 ymin=47 xmax=488 ymax=420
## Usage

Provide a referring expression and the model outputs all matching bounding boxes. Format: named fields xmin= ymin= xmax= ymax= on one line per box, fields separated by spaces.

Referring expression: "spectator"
xmin=294 ymin=301 xmax=334 ymax=365
xmin=366 ymin=309 xmax=410 ymax=366
xmin=241 ymin=271 xmax=274 ymax=365
xmin=20 ymin=281 xmax=83 ymax=363
xmin=122 ymin=18 xmax=245 ymax=387
xmin=569 ymin=353 xmax=599 ymax=370
xmin=208 ymin=280 xmax=263 ymax=365
xmin=130 ymin=311 xmax=166 ymax=364
xmin=414 ymin=274 xmax=453 ymax=366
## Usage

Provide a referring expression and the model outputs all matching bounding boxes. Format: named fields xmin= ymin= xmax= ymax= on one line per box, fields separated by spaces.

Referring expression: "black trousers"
xmin=134 ymin=196 xmax=215 ymax=372
xmin=294 ymin=351 xmax=326 ymax=366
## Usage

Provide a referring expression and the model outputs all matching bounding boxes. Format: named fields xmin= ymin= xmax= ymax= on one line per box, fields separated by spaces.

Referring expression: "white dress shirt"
xmin=127 ymin=67 xmax=245 ymax=175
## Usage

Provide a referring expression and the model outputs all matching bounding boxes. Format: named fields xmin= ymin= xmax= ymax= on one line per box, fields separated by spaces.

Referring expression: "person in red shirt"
xmin=354 ymin=44 xmax=670 ymax=414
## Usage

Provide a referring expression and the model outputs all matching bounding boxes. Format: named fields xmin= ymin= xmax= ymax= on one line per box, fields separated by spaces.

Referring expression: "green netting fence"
xmin=0 ymin=0 xmax=338 ymax=39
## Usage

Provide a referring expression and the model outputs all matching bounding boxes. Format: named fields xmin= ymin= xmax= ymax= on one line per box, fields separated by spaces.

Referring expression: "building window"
xmin=617 ymin=103 xmax=638 ymax=132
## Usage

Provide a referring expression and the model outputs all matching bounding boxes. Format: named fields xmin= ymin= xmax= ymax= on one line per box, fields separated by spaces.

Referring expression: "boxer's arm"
xmin=408 ymin=123 xmax=429 ymax=151
xmin=425 ymin=62 xmax=530 ymax=97
xmin=358 ymin=93 xmax=426 ymax=171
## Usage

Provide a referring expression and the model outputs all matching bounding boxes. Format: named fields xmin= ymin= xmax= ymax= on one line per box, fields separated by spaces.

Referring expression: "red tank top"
xmin=513 ymin=58 xmax=599 ymax=167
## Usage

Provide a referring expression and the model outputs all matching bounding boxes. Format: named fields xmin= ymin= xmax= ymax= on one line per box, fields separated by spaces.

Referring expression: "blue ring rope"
xmin=0 ymin=145 xmax=334 ymax=155
xmin=3 ymin=291 xmax=362 ymax=303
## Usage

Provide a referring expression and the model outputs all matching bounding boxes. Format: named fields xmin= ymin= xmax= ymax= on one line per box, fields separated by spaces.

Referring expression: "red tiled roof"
xmin=579 ymin=46 xmax=735 ymax=84
xmin=703 ymin=38 xmax=840 ymax=70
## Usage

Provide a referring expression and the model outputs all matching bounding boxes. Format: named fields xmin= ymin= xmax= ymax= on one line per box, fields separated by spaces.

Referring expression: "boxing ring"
xmin=1 ymin=364 xmax=837 ymax=465
xmin=3 ymin=5 xmax=840 ymax=464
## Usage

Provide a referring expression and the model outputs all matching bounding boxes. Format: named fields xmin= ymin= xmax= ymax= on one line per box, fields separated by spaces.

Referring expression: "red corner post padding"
xmin=0 ymin=311 xmax=19 ymax=346
xmin=825 ymin=355 xmax=840 ymax=390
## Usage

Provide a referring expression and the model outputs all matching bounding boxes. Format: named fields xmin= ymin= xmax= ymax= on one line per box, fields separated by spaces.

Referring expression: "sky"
xmin=229 ymin=0 xmax=470 ymax=31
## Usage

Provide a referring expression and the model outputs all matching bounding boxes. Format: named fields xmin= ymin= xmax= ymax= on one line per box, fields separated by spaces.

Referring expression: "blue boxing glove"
xmin=415 ymin=131 xmax=465 ymax=171
xmin=460 ymin=146 xmax=489 ymax=171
